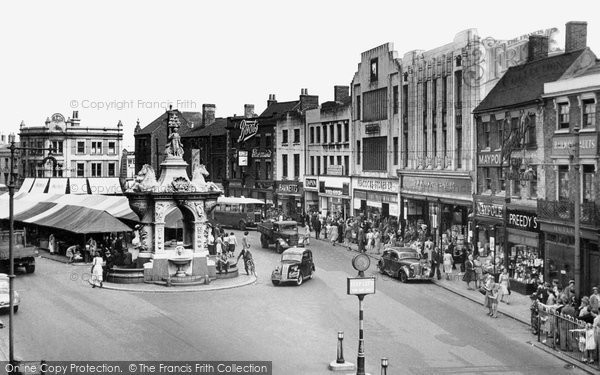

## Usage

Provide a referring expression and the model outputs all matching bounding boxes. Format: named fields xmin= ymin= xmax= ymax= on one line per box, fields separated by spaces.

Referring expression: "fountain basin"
xmin=168 ymin=257 xmax=192 ymax=277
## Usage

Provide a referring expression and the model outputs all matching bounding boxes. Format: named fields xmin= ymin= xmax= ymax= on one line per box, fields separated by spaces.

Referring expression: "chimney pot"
xmin=267 ymin=94 xmax=277 ymax=108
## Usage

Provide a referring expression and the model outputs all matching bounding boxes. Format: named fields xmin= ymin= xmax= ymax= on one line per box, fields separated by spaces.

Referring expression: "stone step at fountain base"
xmin=215 ymin=263 xmax=239 ymax=279
xmin=106 ymin=267 xmax=145 ymax=284
xmin=157 ymin=274 xmax=208 ymax=286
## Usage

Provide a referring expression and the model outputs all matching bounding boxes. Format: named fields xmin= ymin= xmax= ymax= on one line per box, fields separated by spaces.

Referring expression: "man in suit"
xmin=429 ymin=247 xmax=442 ymax=280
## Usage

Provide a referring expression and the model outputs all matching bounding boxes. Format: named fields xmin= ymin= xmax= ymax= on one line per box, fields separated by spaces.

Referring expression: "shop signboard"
xmin=477 ymin=151 xmax=502 ymax=167
xmin=277 ymin=182 xmax=301 ymax=194
xmin=237 ymin=119 xmax=259 ymax=143
xmin=305 ymin=178 xmax=318 ymax=190
xmin=402 ymin=176 xmax=471 ymax=197
xmin=327 ymin=165 xmax=343 ymax=176
xmin=506 ymin=209 xmax=539 ymax=232
xmin=238 ymin=150 xmax=248 ymax=167
xmin=325 ymin=187 xmax=343 ymax=196
xmin=355 ymin=178 xmax=399 ymax=193
xmin=475 ymin=200 xmax=504 ymax=219
xmin=347 ymin=277 xmax=376 ymax=295
xmin=551 ymin=133 xmax=598 ymax=157
xmin=251 ymin=148 xmax=272 ymax=158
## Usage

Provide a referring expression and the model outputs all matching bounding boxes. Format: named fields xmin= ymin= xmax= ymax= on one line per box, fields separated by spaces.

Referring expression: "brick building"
xmin=134 ymin=108 xmax=200 ymax=174
xmin=538 ymin=22 xmax=600 ymax=295
xmin=473 ymin=21 xmax=598 ymax=295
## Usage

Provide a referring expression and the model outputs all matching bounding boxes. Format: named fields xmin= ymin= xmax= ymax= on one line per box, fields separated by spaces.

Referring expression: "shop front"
xmin=304 ymin=177 xmax=319 ymax=214
xmin=275 ymin=181 xmax=304 ymax=223
xmin=352 ymin=177 xmax=399 ymax=219
xmin=400 ymin=174 xmax=472 ymax=249
xmin=317 ymin=177 xmax=350 ymax=219
xmin=505 ymin=207 xmax=541 ymax=295
xmin=539 ymin=221 xmax=599 ymax=297
xmin=473 ymin=198 xmax=504 ymax=259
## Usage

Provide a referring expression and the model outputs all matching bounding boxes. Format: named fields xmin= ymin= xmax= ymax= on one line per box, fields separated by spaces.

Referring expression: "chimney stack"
xmin=527 ymin=35 xmax=549 ymax=62
xmin=244 ymin=104 xmax=255 ymax=118
xmin=267 ymin=94 xmax=277 ymax=108
xmin=70 ymin=110 xmax=81 ymax=126
xmin=565 ymin=21 xmax=587 ymax=53
xmin=334 ymin=85 xmax=350 ymax=102
xmin=202 ymin=104 xmax=216 ymax=127
xmin=299 ymin=88 xmax=319 ymax=111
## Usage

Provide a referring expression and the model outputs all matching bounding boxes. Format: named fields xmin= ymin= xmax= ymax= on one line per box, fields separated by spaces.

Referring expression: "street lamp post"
xmin=7 ymin=139 xmax=53 ymax=367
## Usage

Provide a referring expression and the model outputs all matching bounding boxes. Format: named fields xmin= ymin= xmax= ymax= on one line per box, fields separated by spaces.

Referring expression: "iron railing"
xmin=537 ymin=199 xmax=600 ymax=227
xmin=535 ymin=303 xmax=599 ymax=369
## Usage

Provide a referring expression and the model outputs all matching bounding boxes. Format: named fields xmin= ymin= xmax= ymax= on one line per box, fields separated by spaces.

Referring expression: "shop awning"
xmin=24 ymin=204 xmax=132 ymax=233
xmin=68 ymin=178 xmax=89 ymax=194
xmin=29 ymin=178 xmax=49 ymax=193
xmin=13 ymin=202 xmax=58 ymax=221
xmin=47 ymin=178 xmax=68 ymax=194
xmin=18 ymin=178 xmax=35 ymax=194
xmin=87 ymin=178 xmax=122 ymax=195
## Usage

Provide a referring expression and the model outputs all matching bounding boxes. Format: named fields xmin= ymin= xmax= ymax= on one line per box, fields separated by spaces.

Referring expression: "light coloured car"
xmin=0 ymin=273 xmax=20 ymax=313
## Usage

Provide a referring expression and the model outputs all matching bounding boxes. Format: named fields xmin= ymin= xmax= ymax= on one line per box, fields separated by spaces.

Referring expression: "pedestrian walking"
xmin=488 ymin=281 xmax=500 ymax=318
xmin=344 ymin=223 xmax=352 ymax=249
xmin=473 ymin=256 xmax=483 ymax=288
xmin=429 ymin=247 xmax=442 ymax=280
xmin=216 ymin=234 xmax=224 ymax=255
xmin=89 ymin=251 xmax=104 ymax=288
xmin=366 ymin=229 xmax=374 ymax=252
xmin=463 ymin=255 xmax=475 ymax=290
xmin=313 ymin=218 xmax=322 ymax=240
xmin=329 ymin=222 xmax=339 ymax=246
xmin=443 ymin=250 xmax=453 ymax=280
xmin=358 ymin=226 xmax=366 ymax=252
xmin=498 ymin=268 xmax=511 ymax=304
xmin=49 ymin=233 xmax=56 ymax=255
xmin=374 ymin=229 xmax=382 ymax=254
xmin=303 ymin=222 xmax=311 ymax=246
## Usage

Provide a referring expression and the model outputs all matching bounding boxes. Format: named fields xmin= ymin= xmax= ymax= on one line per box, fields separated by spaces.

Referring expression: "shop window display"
xmin=509 ymin=244 xmax=543 ymax=290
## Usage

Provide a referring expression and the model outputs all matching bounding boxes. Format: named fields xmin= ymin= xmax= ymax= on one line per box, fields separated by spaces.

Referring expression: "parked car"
xmin=377 ymin=247 xmax=431 ymax=283
xmin=0 ymin=230 xmax=37 ymax=273
xmin=0 ymin=273 xmax=20 ymax=313
xmin=258 ymin=220 xmax=299 ymax=253
xmin=271 ymin=247 xmax=315 ymax=286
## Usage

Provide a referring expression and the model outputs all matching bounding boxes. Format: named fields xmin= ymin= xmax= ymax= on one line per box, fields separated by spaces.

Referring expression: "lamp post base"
xmin=328 ymin=360 xmax=356 ymax=372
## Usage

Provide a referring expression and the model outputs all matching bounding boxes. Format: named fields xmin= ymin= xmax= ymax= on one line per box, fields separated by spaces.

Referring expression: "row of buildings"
xmin=133 ymin=21 xmax=598 ymax=295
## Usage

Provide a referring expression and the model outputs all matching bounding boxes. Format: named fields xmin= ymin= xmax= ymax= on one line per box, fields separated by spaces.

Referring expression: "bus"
xmin=212 ymin=196 xmax=265 ymax=230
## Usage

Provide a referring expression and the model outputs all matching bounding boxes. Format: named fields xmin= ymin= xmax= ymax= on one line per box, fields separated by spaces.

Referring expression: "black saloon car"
xmin=271 ymin=247 xmax=315 ymax=286
xmin=377 ymin=247 xmax=432 ymax=283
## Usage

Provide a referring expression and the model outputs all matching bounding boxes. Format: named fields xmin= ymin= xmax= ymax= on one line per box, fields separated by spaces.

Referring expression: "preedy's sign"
xmin=506 ymin=209 xmax=539 ymax=232
xmin=237 ymin=120 xmax=259 ymax=143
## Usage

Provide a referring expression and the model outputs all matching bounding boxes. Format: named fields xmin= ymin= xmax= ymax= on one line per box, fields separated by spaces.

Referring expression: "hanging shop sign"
xmin=237 ymin=120 xmax=259 ymax=143
xmin=402 ymin=176 xmax=471 ymax=197
xmin=238 ymin=150 xmax=248 ymax=167
xmin=475 ymin=200 xmax=504 ymax=219
xmin=251 ymin=148 xmax=272 ymax=158
xmin=506 ymin=209 xmax=539 ymax=232
xmin=355 ymin=178 xmax=399 ymax=193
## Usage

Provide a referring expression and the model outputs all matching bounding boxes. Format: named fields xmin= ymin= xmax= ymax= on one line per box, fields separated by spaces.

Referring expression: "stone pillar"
xmin=194 ymin=222 xmax=208 ymax=256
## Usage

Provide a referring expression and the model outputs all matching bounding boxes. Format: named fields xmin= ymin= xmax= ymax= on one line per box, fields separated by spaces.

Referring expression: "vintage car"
xmin=0 ymin=273 xmax=20 ymax=313
xmin=271 ymin=247 xmax=315 ymax=286
xmin=258 ymin=220 xmax=299 ymax=253
xmin=377 ymin=247 xmax=431 ymax=283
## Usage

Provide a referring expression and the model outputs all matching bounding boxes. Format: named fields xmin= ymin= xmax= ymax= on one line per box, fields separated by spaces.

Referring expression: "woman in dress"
xmin=90 ymin=251 xmax=104 ymax=288
xmin=366 ymin=229 xmax=374 ymax=252
xmin=373 ymin=229 xmax=382 ymax=254
xmin=49 ymin=234 xmax=56 ymax=255
xmin=463 ymin=254 xmax=475 ymax=290
xmin=498 ymin=268 xmax=511 ymax=304
xmin=443 ymin=250 xmax=454 ymax=280
xmin=473 ymin=256 xmax=483 ymax=288
xmin=215 ymin=234 xmax=224 ymax=255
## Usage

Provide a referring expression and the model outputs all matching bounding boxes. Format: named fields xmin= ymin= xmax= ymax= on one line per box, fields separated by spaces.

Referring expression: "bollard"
xmin=381 ymin=357 xmax=388 ymax=375
xmin=336 ymin=331 xmax=345 ymax=364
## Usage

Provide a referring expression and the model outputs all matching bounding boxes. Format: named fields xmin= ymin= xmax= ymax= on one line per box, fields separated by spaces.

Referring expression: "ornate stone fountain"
xmin=123 ymin=109 xmax=224 ymax=285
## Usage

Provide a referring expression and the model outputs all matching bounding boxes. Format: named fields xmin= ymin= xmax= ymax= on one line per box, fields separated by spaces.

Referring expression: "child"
xmin=570 ymin=323 xmax=596 ymax=363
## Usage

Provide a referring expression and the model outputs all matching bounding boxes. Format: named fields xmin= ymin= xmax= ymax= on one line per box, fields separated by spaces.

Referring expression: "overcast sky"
xmin=1 ymin=0 xmax=598 ymax=149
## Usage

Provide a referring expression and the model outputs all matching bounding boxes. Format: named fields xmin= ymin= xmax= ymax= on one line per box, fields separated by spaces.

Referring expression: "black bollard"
xmin=381 ymin=357 xmax=388 ymax=375
xmin=336 ymin=331 xmax=345 ymax=364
